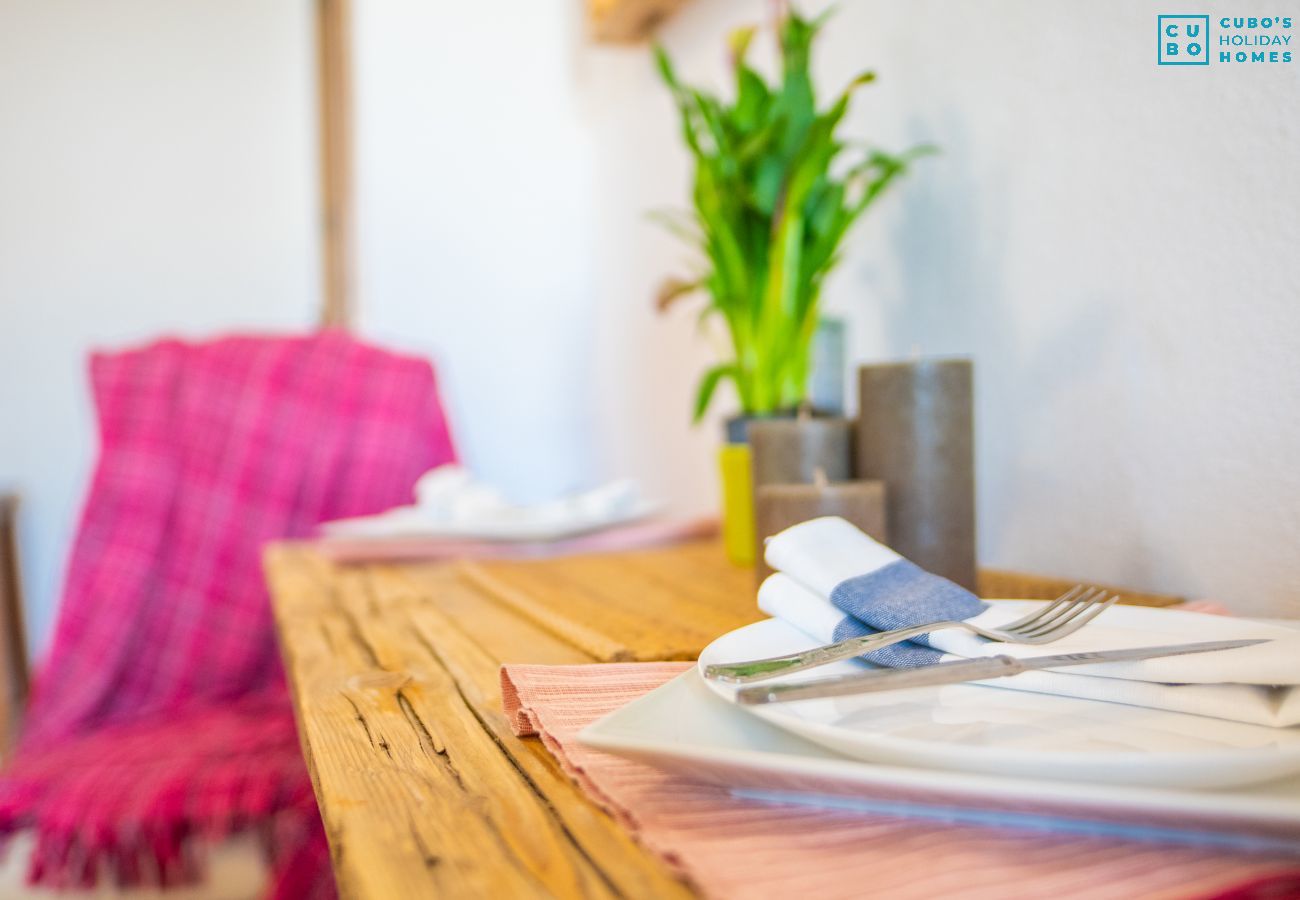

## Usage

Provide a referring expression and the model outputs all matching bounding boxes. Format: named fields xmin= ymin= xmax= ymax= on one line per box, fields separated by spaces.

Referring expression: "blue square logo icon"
xmin=1158 ymin=15 xmax=1210 ymax=65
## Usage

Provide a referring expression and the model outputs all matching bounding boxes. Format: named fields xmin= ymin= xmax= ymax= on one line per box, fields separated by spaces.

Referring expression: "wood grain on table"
xmin=264 ymin=540 xmax=1183 ymax=899
xmin=265 ymin=544 xmax=700 ymax=899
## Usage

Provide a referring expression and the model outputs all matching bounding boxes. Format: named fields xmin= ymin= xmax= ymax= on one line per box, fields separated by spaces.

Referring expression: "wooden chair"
xmin=0 ymin=495 xmax=30 ymax=757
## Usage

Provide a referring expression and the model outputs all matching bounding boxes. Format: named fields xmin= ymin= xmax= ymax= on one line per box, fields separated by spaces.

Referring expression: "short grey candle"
xmin=754 ymin=475 xmax=887 ymax=582
xmin=855 ymin=359 xmax=977 ymax=590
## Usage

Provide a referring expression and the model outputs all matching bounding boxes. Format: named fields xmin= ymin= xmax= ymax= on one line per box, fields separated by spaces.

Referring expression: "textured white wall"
xmin=830 ymin=0 xmax=1300 ymax=617
xmin=357 ymin=0 xmax=1300 ymax=615
xmin=0 ymin=0 xmax=319 ymax=652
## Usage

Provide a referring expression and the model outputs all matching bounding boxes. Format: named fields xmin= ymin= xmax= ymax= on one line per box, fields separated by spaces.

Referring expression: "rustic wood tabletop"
xmin=263 ymin=540 xmax=1181 ymax=899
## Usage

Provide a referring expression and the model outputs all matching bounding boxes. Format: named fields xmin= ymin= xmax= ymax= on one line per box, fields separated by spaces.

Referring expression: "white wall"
xmin=351 ymin=0 xmax=728 ymax=511
xmin=355 ymin=0 xmax=1300 ymax=616
xmin=352 ymin=0 xmax=602 ymax=502
xmin=0 ymin=0 xmax=319 ymax=652
xmin=802 ymin=0 xmax=1300 ymax=618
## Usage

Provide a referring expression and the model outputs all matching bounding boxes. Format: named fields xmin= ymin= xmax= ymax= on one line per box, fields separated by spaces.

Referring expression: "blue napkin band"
xmin=828 ymin=558 xmax=987 ymax=668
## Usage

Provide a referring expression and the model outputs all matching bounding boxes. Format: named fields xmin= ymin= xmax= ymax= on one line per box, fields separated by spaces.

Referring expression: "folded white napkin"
xmin=762 ymin=518 xmax=1300 ymax=728
xmin=412 ymin=465 xmax=511 ymax=521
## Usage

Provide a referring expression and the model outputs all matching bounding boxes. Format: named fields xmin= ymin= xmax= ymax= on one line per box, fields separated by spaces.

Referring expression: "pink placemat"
xmin=501 ymin=663 xmax=1300 ymax=900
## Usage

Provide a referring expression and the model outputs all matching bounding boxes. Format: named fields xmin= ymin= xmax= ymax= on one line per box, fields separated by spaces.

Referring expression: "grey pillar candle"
xmin=855 ymin=359 xmax=977 ymax=590
xmin=754 ymin=474 xmax=887 ymax=582
xmin=749 ymin=417 xmax=853 ymax=488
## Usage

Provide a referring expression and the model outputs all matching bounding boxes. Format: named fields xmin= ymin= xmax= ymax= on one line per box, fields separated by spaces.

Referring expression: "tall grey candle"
xmin=855 ymin=359 xmax=976 ymax=590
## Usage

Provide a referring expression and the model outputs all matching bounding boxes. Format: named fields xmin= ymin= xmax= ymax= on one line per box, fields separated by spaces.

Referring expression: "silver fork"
xmin=704 ymin=585 xmax=1118 ymax=684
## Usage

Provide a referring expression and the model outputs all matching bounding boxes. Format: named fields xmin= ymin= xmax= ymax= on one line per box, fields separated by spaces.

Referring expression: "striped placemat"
xmin=501 ymin=663 xmax=1300 ymax=900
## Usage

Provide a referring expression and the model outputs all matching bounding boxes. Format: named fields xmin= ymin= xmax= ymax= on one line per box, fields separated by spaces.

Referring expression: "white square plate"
xmin=580 ymin=667 xmax=1300 ymax=852
xmin=696 ymin=618 xmax=1300 ymax=787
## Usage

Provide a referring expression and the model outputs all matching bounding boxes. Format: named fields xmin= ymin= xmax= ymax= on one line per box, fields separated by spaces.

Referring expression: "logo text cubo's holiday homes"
xmin=1158 ymin=14 xmax=1293 ymax=66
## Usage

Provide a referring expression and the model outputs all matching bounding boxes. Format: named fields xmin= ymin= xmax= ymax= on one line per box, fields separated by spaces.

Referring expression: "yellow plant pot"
xmin=718 ymin=444 xmax=755 ymax=566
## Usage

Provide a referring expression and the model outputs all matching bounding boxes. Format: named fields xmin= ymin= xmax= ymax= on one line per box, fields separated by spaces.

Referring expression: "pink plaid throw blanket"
xmin=0 ymin=333 xmax=456 ymax=895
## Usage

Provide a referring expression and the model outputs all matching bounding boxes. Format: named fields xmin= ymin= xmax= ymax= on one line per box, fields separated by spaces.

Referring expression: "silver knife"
xmin=733 ymin=639 xmax=1268 ymax=706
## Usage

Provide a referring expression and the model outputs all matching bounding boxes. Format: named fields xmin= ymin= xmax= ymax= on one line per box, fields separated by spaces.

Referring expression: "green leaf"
xmin=728 ymin=26 xmax=757 ymax=68
xmin=734 ymin=66 xmax=769 ymax=130
xmin=652 ymin=43 xmax=683 ymax=94
xmin=692 ymin=363 xmax=737 ymax=423
xmin=751 ymin=155 xmax=786 ymax=214
xmin=844 ymin=70 xmax=876 ymax=92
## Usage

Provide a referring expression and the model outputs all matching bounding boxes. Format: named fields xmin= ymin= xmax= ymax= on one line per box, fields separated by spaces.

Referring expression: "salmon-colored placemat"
xmin=501 ymin=663 xmax=1300 ymax=900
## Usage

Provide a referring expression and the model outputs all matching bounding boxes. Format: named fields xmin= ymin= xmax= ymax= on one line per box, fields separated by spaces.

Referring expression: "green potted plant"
xmin=653 ymin=5 xmax=931 ymax=562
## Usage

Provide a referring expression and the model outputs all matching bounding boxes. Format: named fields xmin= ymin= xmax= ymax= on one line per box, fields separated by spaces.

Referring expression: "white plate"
xmin=579 ymin=668 xmax=1300 ymax=850
xmin=696 ymin=618 xmax=1300 ymax=789
xmin=320 ymin=499 xmax=660 ymax=543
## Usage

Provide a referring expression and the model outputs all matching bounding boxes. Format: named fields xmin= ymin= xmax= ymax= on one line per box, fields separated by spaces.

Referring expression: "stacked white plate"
xmin=580 ymin=609 xmax=1300 ymax=850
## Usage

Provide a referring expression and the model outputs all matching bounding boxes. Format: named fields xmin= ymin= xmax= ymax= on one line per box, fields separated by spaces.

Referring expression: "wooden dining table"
xmin=262 ymin=539 xmax=1181 ymax=899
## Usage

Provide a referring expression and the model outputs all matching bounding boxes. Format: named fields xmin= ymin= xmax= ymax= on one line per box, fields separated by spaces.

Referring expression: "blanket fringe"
xmin=0 ymin=696 xmax=333 ymax=897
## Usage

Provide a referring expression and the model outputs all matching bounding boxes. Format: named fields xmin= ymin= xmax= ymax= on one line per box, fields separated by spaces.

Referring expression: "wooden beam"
xmin=0 ymin=495 xmax=30 ymax=756
xmin=315 ymin=0 xmax=354 ymax=329
xmin=588 ymin=0 xmax=690 ymax=43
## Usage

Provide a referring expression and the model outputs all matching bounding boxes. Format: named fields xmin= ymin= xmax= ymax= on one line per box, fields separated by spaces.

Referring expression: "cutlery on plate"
xmin=706 ymin=585 xmax=1118 ymax=684
xmin=733 ymin=639 xmax=1268 ymax=705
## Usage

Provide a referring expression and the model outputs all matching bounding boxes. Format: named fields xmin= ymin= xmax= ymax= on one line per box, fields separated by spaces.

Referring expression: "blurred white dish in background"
xmin=322 ymin=464 xmax=658 ymax=542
